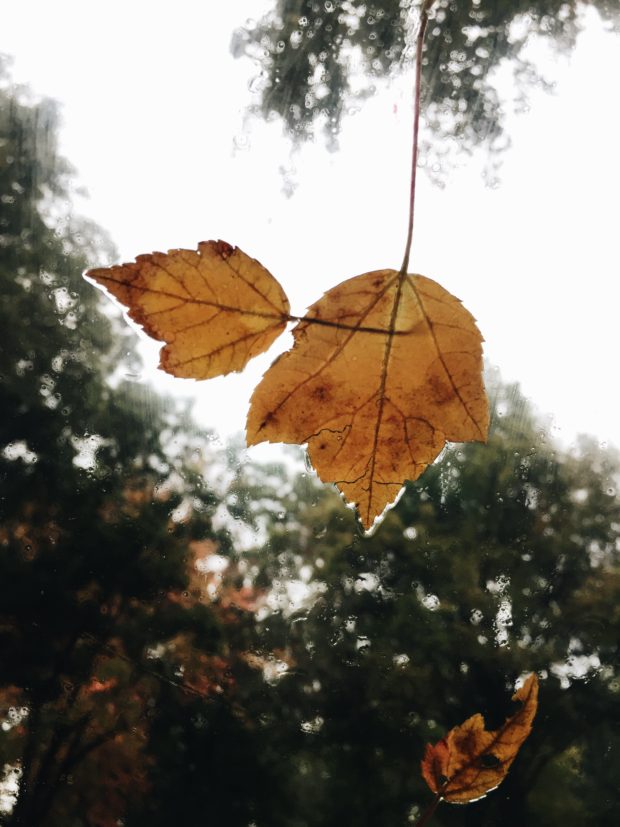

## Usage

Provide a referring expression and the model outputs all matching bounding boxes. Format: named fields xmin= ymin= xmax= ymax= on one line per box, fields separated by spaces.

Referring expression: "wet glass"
xmin=1 ymin=2 xmax=620 ymax=825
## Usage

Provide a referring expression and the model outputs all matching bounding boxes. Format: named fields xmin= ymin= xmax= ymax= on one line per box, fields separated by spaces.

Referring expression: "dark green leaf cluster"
xmin=232 ymin=0 xmax=619 ymax=154
xmin=228 ymin=378 xmax=620 ymax=826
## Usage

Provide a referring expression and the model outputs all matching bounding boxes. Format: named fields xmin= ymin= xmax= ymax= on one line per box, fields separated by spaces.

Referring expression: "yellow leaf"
xmin=86 ymin=240 xmax=290 ymax=380
xmin=421 ymin=673 xmax=539 ymax=803
xmin=246 ymin=269 xmax=488 ymax=529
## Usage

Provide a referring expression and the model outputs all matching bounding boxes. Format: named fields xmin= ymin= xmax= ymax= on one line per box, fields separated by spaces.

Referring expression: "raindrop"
xmin=248 ymin=74 xmax=268 ymax=93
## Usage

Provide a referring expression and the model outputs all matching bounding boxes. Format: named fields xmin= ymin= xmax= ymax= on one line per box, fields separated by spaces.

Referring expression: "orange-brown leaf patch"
xmin=421 ymin=673 xmax=539 ymax=803
xmin=87 ymin=240 xmax=290 ymax=380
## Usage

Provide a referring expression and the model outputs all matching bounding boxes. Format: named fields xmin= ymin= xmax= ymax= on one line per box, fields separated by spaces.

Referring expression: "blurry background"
xmin=1 ymin=1 xmax=619 ymax=825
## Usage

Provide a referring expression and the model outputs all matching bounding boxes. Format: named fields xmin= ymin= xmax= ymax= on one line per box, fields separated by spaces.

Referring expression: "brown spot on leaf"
xmin=428 ymin=372 xmax=453 ymax=405
xmin=212 ymin=239 xmax=234 ymax=259
xmin=311 ymin=384 xmax=332 ymax=402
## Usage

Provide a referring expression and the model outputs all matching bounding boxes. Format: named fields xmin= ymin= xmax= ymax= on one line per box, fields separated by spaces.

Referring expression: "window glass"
xmin=1 ymin=2 xmax=619 ymax=825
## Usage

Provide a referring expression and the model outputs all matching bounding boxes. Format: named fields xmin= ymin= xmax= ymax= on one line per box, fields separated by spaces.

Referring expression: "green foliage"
xmin=233 ymin=0 xmax=620 ymax=153
xmin=228 ymin=377 xmax=620 ymax=826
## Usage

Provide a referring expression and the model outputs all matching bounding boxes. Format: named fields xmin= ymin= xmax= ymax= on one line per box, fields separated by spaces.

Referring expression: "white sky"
xmin=3 ymin=0 xmax=620 ymax=455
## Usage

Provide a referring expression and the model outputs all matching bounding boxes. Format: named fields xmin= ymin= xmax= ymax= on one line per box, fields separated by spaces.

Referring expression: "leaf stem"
xmin=413 ymin=793 xmax=443 ymax=827
xmin=399 ymin=0 xmax=436 ymax=275
xmin=284 ymin=311 xmax=408 ymax=336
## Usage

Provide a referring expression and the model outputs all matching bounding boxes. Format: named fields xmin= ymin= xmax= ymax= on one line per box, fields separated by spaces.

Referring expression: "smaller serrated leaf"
xmin=86 ymin=240 xmax=290 ymax=380
xmin=421 ymin=673 xmax=539 ymax=804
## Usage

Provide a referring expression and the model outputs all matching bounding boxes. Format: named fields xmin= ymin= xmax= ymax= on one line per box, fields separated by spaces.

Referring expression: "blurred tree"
xmin=232 ymin=0 xmax=620 ymax=158
xmin=231 ymin=377 xmax=620 ymax=826
xmin=0 ymin=58 xmax=263 ymax=827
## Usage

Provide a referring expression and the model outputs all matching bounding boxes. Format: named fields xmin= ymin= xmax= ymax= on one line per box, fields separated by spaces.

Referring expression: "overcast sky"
xmin=3 ymin=0 xmax=620 ymax=457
